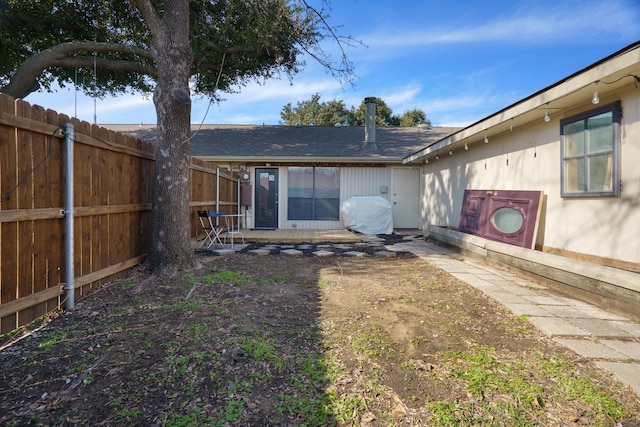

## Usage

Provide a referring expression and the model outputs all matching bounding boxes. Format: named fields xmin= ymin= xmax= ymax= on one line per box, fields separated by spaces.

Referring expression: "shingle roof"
xmin=106 ymin=124 xmax=460 ymax=163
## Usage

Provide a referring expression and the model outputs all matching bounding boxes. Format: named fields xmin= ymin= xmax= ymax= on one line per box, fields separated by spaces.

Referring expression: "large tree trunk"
xmin=146 ymin=0 xmax=195 ymax=276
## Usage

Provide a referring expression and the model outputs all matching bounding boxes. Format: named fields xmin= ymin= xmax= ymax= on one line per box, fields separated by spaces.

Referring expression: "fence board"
xmin=95 ymin=123 xmax=110 ymax=278
xmin=0 ymin=96 xmax=17 ymax=333
xmin=90 ymin=122 xmax=102 ymax=288
xmin=44 ymin=108 xmax=63 ymax=315
xmin=15 ymin=100 xmax=34 ymax=327
xmin=75 ymin=119 xmax=91 ymax=296
xmin=0 ymin=93 xmax=235 ymax=331
xmin=121 ymin=131 xmax=136 ymax=262
xmin=29 ymin=103 xmax=49 ymax=321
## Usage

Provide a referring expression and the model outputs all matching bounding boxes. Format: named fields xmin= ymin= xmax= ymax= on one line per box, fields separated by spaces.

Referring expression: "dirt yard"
xmin=1 ymin=243 xmax=639 ymax=426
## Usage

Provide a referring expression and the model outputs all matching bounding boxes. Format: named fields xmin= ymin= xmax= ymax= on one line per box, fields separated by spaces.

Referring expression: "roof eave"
xmin=194 ymin=155 xmax=406 ymax=164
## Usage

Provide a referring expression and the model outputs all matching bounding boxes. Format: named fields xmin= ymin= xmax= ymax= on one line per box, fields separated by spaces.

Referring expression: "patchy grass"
xmin=0 ymin=254 xmax=638 ymax=426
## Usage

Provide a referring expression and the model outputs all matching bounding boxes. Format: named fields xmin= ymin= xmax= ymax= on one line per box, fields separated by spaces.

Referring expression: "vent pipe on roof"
xmin=363 ymin=96 xmax=378 ymax=151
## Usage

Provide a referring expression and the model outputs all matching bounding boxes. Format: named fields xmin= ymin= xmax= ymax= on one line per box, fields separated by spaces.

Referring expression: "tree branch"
xmin=298 ymin=0 xmax=364 ymax=86
xmin=52 ymin=57 xmax=156 ymax=77
xmin=1 ymin=41 xmax=154 ymax=99
xmin=128 ymin=0 xmax=162 ymax=38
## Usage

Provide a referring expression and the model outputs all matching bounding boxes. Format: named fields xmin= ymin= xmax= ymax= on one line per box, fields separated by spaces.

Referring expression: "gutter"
xmin=193 ymin=156 xmax=407 ymax=165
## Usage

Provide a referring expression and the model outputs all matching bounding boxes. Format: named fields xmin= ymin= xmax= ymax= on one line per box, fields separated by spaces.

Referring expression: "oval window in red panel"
xmin=491 ymin=207 xmax=524 ymax=234
xmin=459 ymin=190 xmax=543 ymax=249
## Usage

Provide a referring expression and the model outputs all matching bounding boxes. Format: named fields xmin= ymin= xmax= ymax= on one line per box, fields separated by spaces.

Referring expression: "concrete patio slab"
xmin=600 ymin=340 xmax=640 ymax=360
xmin=554 ymin=338 xmax=629 ymax=359
xmin=567 ymin=319 xmax=634 ymax=338
xmin=524 ymin=316 xmax=591 ymax=337
xmin=595 ymin=362 xmax=640 ymax=395
xmin=504 ymin=303 xmax=555 ymax=317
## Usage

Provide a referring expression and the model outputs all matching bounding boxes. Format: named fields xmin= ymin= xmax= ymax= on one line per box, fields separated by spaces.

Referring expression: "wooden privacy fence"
xmin=0 ymin=93 xmax=238 ymax=334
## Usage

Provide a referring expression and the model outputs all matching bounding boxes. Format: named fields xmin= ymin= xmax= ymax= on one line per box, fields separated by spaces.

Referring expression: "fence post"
xmin=64 ymin=123 xmax=75 ymax=310
xmin=216 ymin=167 xmax=220 ymax=211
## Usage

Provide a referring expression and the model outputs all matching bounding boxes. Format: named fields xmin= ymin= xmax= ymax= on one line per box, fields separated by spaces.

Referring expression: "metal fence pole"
xmin=64 ymin=123 xmax=75 ymax=310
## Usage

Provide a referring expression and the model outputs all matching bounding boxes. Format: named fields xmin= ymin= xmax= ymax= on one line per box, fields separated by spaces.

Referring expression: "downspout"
xmin=64 ymin=123 xmax=75 ymax=310
xmin=236 ymin=177 xmax=245 ymax=229
xmin=236 ymin=177 xmax=241 ymax=215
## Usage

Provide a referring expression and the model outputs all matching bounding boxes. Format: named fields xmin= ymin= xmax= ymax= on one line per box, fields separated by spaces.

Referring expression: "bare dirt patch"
xmin=1 ymin=248 xmax=639 ymax=426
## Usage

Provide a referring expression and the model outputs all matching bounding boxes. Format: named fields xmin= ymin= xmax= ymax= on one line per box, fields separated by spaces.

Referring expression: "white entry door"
xmin=392 ymin=167 xmax=420 ymax=229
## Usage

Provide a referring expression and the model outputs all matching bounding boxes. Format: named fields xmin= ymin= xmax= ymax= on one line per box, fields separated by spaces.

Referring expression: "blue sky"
xmin=26 ymin=0 xmax=640 ymax=127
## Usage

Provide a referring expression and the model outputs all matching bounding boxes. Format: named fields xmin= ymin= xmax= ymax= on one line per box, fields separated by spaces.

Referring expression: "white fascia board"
xmin=194 ymin=156 xmax=404 ymax=164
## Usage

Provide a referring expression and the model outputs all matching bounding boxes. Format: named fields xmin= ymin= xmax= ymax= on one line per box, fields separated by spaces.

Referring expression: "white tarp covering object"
xmin=340 ymin=196 xmax=393 ymax=235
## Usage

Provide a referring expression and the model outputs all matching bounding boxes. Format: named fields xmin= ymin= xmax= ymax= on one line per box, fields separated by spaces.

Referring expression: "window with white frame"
xmin=560 ymin=101 xmax=621 ymax=197
xmin=287 ymin=167 xmax=340 ymax=220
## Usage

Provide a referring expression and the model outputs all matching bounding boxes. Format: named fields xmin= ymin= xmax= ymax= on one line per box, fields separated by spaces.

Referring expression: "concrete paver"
xmin=554 ymin=338 xmax=629 ymax=359
xmin=525 ymin=316 xmax=592 ymax=337
xmin=503 ymin=303 xmax=554 ymax=317
xmin=574 ymin=305 xmax=628 ymax=320
xmin=247 ymin=249 xmax=271 ymax=256
xmin=567 ymin=319 xmax=635 ymax=338
xmin=490 ymin=280 xmax=543 ymax=296
xmin=210 ymin=248 xmax=236 ymax=255
xmin=521 ymin=295 xmax=574 ymax=306
xmin=281 ymin=249 xmax=303 ymax=256
xmin=312 ymin=250 xmax=334 ymax=257
xmin=595 ymin=362 xmax=640 ymax=394
xmin=600 ymin=340 xmax=640 ymax=359
xmin=343 ymin=251 xmax=367 ymax=257
xmin=610 ymin=321 xmax=640 ymax=336
xmin=537 ymin=305 xmax=594 ymax=318
xmin=373 ymin=251 xmax=397 ymax=257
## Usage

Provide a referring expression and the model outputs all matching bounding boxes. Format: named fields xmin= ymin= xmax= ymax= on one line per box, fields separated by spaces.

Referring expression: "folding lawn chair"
xmin=223 ymin=213 xmax=245 ymax=248
xmin=197 ymin=210 xmax=226 ymax=248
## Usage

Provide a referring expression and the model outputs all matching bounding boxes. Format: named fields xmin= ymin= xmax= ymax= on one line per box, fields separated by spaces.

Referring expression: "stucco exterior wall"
xmin=421 ymin=87 xmax=640 ymax=264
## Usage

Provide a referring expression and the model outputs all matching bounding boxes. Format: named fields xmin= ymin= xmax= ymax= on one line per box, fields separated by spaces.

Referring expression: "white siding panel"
xmin=340 ymin=167 xmax=391 ymax=202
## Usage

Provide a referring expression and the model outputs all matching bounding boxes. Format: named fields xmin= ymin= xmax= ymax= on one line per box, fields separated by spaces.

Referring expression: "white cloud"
xmin=98 ymin=95 xmax=152 ymax=112
xmin=24 ymin=88 xmax=155 ymax=124
xmin=424 ymin=96 xmax=484 ymax=114
xmin=380 ymin=85 xmax=422 ymax=108
xmin=360 ymin=1 xmax=639 ymax=50
xmin=221 ymin=74 xmax=344 ymax=105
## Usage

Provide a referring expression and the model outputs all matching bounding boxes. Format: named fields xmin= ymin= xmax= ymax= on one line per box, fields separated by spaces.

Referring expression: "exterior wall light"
xmin=592 ymin=81 xmax=600 ymax=104
xmin=544 ymin=104 xmax=550 ymax=122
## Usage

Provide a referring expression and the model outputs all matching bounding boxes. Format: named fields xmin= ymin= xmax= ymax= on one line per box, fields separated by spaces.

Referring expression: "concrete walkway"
xmin=391 ymin=238 xmax=640 ymax=396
